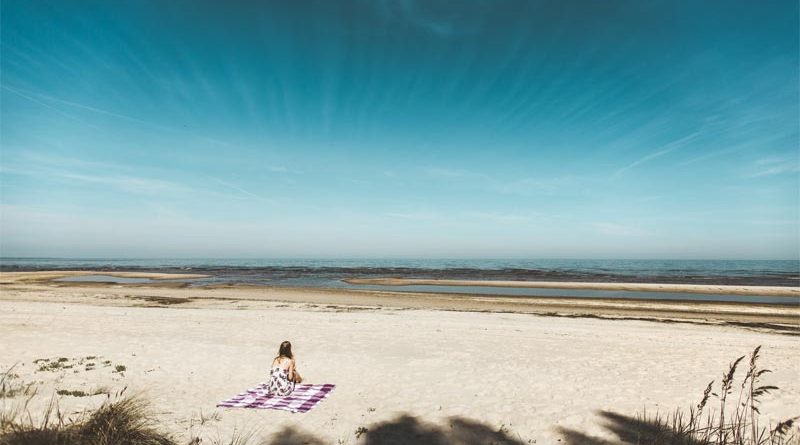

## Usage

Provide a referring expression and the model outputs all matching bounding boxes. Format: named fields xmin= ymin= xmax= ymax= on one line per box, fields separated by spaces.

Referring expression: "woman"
xmin=267 ymin=340 xmax=303 ymax=396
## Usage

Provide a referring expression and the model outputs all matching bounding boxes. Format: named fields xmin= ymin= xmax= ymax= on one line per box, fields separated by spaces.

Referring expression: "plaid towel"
xmin=217 ymin=383 xmax=335 ymax=413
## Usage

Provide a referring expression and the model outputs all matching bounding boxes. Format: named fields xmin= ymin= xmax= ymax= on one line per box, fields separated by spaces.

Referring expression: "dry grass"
xmin=0 ymin=395 xmax=176 ymax=445
xmin=630 ymin=346 xmax=799 ymax=445
xmin=55 ymin=387 xmax=110 ymax=398
xmin=0 ymin=365 xmax=36 ymax=399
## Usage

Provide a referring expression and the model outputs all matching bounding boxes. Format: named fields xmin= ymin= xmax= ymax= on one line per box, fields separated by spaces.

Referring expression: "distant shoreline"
xmin=0 ymin=270 xmax=211 ymax=282
xmin=344 ymin=278 xmax=800 ymax=297
xmin=1 ymin=258 xmax=799 ymax=287
xmin=1 ymin=271 xmax=799 ymax=335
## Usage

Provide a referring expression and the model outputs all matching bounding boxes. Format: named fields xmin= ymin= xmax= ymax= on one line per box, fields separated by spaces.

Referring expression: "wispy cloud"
xmin=747 ymin=157 xmax=800 ymax=178
xmin=746 ymin=219 xmax=800 ymax=226
xmin=635 ymin=195 xmax=661 ymax=202
xmin=463 ymin=211 xmax=553 ymax=225
xmin=592 ymin=222 xmax=650 ymax=237
xmin=1 ymin=84 xmax=233 ymax=147
xmin=614 ymin=132 xmax=700 ymax=177
xmin=210 ymin=177 xmax=271 ymax=201
xmin=495 ymin=176 xmax=576 ymax=196
xmin=376 ymin=0 xmax=466 ymax=36
xmin=18 ymin=151 xmax=132 ymax=171
xmin=678 ymin=133 xmax=792 ymax=166
xmin=614 ymin=147 xmax=677 ymax=177
xmin=422 ymin=167 xmax=490 ymax=180
xmin=382 ymin=209 xmax=557 ymax=226
xmin=2 ymin=84 xmax=159 ymax=127
xmin=60 ymin=171 xmax=191 ymax=194
xmin=1 ymin=152 xmax=191 ymax=194
xmin=2 ymin=162 xmax=191 ymax=195
xmin=383 ymin=211 xmax=442 ymax=221
xmin=2 ymin=152 xmax=279 ymax=202
xmin=423 ymin=166 xmax=576 ymax=196
xmin=1 ymin=85 xmax=101 ymax=129
xmin=679 ymin=146 xmax=741 ymax=166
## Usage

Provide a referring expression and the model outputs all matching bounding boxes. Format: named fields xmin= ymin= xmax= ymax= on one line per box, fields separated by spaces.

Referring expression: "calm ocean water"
xmin=1 ymin=257 xmax=798 ymax=287
xmin=3 ymin=257 xmax=798 ymax=304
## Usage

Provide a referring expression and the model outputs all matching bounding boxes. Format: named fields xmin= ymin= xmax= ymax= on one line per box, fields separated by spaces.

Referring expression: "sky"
xmin=0 ymin=0 xmax=798 ymax=259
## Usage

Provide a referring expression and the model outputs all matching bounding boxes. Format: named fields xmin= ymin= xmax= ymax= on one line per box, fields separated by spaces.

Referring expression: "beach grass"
xmin=634 ymin=346 xmax=798 ymax=445
xmin=0 ymin=395 xmax=176 ymax=445
xmin=0 ymin=365 xmax=36 ymax=399
xmin=559 ymin=346 xmax=799 ymax=445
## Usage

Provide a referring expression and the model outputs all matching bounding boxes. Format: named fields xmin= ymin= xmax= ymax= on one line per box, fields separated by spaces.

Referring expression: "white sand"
xmin=1 ymin=294 xmax=798 ymax=444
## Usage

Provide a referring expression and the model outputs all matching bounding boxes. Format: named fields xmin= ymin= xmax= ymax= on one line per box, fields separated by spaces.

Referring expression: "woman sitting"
xmin=267 ymin=340 xmax=303 ymax=396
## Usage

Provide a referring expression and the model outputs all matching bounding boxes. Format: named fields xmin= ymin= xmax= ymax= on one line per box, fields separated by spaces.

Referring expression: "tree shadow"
xmin=260 ymin=409 xmax=711 ymax=444
xmin=264 ymin=426 xmax=330 ymax=445
xmin=261 ymin=414 xmax=526 ymax=445
xmin=364 ymin=414 xmax=525 ymax=445
xmin=557 ymin=410 xmax=708 ymax=445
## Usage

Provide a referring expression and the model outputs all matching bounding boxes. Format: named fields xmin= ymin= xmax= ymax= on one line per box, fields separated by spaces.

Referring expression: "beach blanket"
xmin=217 ymin=383 xmax=335 ymax=413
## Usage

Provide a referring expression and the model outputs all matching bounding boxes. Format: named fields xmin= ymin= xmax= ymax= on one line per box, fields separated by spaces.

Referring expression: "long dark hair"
xmin=277 ymin=340 xmax=293 ymax=359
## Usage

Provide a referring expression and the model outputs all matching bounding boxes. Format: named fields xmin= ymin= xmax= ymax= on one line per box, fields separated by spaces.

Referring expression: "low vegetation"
xmin=559 ymin=346 xmax=799 ymax=445
xmin=55 ymin=387 xmax=109 ymax=398
xmin=1 ymin=346 xmax=796 ymax=444
xmin=0 ymin=366 xmax=35 ymax=399
xmin=0 ymin=396 xmax=176 ymax=445
xmin=629 ymin=345 xmax=798 ymax=445
xmin=33 ymin=356 xmax=122 ymax=374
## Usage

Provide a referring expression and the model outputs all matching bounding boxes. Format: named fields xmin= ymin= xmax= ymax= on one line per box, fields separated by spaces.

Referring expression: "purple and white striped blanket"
xmin=217 ymin=383 xmax=335 ymax=413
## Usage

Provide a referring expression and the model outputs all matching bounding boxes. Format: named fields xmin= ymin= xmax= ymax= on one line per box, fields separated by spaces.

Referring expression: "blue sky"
xmin=1 ymin=0 xmax=798 ymax=259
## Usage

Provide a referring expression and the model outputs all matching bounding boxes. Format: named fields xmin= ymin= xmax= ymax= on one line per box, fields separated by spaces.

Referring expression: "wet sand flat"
xmin=2 ymin=271 xmax=798 ymax=333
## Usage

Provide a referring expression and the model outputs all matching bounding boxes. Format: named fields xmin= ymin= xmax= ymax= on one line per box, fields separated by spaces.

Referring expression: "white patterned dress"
xmin=267 ymin=366 xmax=295 ymax=396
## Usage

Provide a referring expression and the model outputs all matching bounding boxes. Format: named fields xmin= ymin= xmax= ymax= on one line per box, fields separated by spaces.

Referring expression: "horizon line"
xmin=0 ymin=256 xmax=798 ymax=262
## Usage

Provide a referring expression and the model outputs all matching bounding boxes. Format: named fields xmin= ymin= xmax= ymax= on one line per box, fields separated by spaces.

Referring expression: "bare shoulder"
xmin=273 ymin=356 xmax=293 ymax=368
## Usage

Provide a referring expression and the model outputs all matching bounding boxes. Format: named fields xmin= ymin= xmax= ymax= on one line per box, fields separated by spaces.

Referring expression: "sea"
xmin=2 ymin=258 xmax=798 ymax=305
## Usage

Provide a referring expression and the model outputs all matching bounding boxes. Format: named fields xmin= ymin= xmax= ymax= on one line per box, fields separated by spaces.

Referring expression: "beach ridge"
xmin=345 ymin=277 xmax=800 ymax=297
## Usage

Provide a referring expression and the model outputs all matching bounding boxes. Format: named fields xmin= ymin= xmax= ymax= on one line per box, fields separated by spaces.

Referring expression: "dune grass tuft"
xmin=631 ymin=345 xmax=799 ymax=445
xmin=0 ymin=365 xmax=36 ymax=399
xmin=0 ymin=395 xmax=177 ymax=445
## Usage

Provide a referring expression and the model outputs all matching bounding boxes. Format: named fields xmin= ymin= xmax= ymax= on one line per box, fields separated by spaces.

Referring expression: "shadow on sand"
xmin=557 ymin=410 xmax=707 ymax=445
xmin=265 ymin=410 xmax=710 ymax=444
xmin=264 ymin=414 xmax=527 ymax=445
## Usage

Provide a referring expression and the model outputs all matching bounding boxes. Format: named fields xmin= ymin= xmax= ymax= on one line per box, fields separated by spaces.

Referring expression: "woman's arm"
xmin=289 ymin=360 xmax=303 ymax=383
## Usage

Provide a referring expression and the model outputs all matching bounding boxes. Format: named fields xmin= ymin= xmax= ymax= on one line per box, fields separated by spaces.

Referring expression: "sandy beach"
xmin=4 ymin=1 xmax=798 ymax=443
xmin=1 ymin=272 xmax=799 ymax=444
